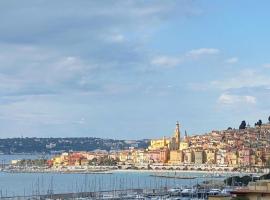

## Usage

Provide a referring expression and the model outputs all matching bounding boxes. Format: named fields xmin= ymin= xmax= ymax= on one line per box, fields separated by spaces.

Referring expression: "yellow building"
xmin=179 ymin=142 xmax=189 ymax=150
xmin=205 ymin=149 xmax=216 ymax=164
xmin=227 ymin=151 xmax=238 ymax=167
xmin=132 ymin=150 xmax=148 ymax=164
xmin=148 ymin=136 xmax=170 ymax=150
xmin=168 ymin=150 xmax=183 ymax=164
xmin=119 ymin=150 xmax=133 ymax=163
xmin=148 ymin=122 xmax=181 ymax=151
xmin=250 ymin=154 xmax=256 ymax=166
xmin=183 ymin=149 xmax=194 ymax=163
xmin=52 ymin=156 xmax=62 ymax=166
xmin=194 ymin=148 xmax=204 ymax=164
xmin=52 ymin=153 xmax=69 ymax=166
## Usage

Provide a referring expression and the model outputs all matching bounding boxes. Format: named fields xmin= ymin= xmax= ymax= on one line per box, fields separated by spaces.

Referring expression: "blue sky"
xmin=0 ymin=1 xmax=270 ymax=139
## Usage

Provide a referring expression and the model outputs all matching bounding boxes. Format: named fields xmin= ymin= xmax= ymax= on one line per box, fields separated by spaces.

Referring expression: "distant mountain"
xmin=0 ymin=137 xmax=150 ymax=154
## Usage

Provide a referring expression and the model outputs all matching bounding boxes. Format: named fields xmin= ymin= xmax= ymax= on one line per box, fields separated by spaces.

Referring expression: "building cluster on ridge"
xmin=47 ymin=121 xmax=270 ymax=169
xmin=144 ymin=121 xmax=270 ymax=167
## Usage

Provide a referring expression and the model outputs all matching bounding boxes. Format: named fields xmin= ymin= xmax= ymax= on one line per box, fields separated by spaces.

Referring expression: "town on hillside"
xmin=10 ymin=117 xmax=270 ymax=173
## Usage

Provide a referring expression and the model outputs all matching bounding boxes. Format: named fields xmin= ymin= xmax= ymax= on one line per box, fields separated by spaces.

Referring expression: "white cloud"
xmin=103 ymin=33 xmax=126 ymax=43
xmin=0 ymin=44 xmax=95 ymax=96
xmin=151 ymin=48 xmax=220 ymax=68
xmin=225 ymin=57 xmax=238 ymax=64
xmin=211 ymin=69 xmax=270 ymax=90
xmin=151 ymin=56 xmax=181 ymax=67
xmin=218 ymin=93 xmax=256 ymax=105
xmin=189 ymin=68 xmax=270 ymax=109
xmin=187 ymin=48 xmax=220 ymax=57
xmin=263 ymin=63 xmax=270 ymax=68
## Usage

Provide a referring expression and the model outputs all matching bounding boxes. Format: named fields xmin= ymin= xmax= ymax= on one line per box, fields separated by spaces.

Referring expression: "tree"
xmin=255 ymin=119 xmax=263 ymax=127
xmin=260 ymin=172 xmax=270 ymax=180
xmin=268 ymin=116 xmax=270 ymax=123
xmin=239 ymin=120 xmax=246 ymax=129
xmin=241 ymin=175 xmax=252 ymax=186
xmin=89 ymin=157 xmax=98 ymax=165
xmin=224 ymin=176 xmax=241 ymax=186
xmin=227 ymin=127 xmax=232 ymax=130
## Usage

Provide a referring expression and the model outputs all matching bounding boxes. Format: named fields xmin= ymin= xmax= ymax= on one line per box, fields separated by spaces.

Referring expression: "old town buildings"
xmin=49 ymin=122 xmax=270 ymax=170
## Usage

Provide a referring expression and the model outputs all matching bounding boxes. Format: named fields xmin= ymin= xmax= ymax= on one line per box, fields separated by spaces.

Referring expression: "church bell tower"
xmin=174 ymin=121 xmax=181 ymax=147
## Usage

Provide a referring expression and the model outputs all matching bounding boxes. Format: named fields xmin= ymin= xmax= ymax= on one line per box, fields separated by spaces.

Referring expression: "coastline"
xmin=112 ymin=169 xmax=257 ymax=176
xmin=113 ymin=169 xmax=244 ymax=173
xmin=2 ymin=167 xmax=258 ymax=175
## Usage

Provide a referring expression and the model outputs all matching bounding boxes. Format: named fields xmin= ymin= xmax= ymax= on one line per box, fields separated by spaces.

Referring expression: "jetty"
xmin=149 ymin=174 xmax=197 ymax=179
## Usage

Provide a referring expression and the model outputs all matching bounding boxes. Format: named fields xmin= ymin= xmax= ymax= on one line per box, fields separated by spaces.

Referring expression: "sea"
xmin=0 ymin=154 xmax=237 ymax=197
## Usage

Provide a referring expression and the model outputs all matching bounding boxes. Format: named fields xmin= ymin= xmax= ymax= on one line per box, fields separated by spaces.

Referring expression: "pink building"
xmin=238 ymin=148 xmax=251 ymax=166
xmin=147 ymin=148 xmax=169 ymax=163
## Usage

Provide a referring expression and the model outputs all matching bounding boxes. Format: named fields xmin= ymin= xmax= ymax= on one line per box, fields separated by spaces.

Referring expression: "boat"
xmin=208 ymin=188 xmax=221 ymax=195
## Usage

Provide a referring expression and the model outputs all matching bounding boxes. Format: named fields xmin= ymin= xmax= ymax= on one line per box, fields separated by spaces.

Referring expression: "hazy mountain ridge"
xmin=0 ymin=137 xmax=150 ymax=154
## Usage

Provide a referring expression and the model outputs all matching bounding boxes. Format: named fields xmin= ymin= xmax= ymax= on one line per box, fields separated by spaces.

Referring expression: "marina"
xmin=0 ymin=186 xmax=233 ymax=200
xmin=0 ymin=155 xmax=246 ymax=199
xmin=0 ymin=168 xmax=241 ymax=199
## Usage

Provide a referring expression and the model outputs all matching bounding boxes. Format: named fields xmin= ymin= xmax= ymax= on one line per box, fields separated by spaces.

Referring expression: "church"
xmin=148 ymin=121 xmax=186 ymax=151
xmin=147 ymin=121 xmax=190 ymax=164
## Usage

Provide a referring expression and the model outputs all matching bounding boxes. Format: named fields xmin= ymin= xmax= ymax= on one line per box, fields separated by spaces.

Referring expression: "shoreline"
xmin=112 ymin=169 xmax=259 ymax=175
xmin=1 ymin=168 xmax=261 ymax=175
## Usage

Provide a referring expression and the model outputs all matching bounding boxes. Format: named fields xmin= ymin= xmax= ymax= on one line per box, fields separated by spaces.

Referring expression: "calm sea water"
xmin=0 ymin=171 xmax=229 ymax=197
xmin=0 ymin=155 xmax=236 ymax=197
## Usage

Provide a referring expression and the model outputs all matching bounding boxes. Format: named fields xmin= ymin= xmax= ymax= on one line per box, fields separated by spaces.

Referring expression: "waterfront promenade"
xmin=1 ymin=163 xmax=266 ymax=174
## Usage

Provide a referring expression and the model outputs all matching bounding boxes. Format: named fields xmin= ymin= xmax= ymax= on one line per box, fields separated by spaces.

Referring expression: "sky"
xmin=0 ymin=1 xmax=270 ymax=139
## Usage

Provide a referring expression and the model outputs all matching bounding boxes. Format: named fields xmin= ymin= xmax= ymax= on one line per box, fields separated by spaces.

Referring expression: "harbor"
xmin=0 ymin=186 xmax=233 ymax=200
xmin=0 ymin=169 xmax=237 ymax=199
